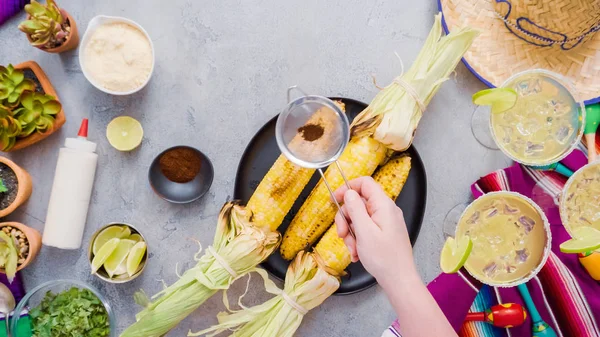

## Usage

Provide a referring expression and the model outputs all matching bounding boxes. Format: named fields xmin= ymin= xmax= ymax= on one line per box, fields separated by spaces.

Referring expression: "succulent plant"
xmin=18 ymin=0 xmax=71 ymax=49
xmin=13 ymin=91 xmax=61 ymax=137
xmin=0 ymin=105 xmax=22 ymax=151
xmin=0 ymin=65 xmax=35 ymax=108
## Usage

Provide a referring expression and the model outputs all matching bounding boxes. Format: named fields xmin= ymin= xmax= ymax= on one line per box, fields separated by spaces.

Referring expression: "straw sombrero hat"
xmin=439 ymin=0 xmax=600 ymax=104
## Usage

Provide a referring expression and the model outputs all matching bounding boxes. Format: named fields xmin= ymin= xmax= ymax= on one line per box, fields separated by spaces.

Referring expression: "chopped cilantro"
xmin=29 ymin=287 xmax=110 ymax=337
xmin=0 ymin=179 xmax=7 ymax=193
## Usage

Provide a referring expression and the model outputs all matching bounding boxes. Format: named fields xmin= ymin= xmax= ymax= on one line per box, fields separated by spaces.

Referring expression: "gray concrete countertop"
xmin=0 ymin=0 xmax=513 ymax=335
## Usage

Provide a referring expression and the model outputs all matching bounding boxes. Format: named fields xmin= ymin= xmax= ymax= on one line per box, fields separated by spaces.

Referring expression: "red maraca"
xmin=465 ymin=303 xmax=527 ymax=328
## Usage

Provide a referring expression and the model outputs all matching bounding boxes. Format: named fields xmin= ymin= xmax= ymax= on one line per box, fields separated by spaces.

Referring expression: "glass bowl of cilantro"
xmin=10 ymin=279 xmax=115 ymax=337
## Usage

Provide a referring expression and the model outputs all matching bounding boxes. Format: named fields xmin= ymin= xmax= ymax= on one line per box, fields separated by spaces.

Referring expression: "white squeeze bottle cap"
xmin=43 ymin=119 xmax=99 ymax=249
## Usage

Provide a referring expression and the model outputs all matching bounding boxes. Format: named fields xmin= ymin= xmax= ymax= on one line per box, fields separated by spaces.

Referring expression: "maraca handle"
xmin=517 ymin=283 xmax=543 ymax=323
xmin=554 ymin=163 xmax=574 ymax=178
xmin=465 ymin=312 xmax=485 ymax=322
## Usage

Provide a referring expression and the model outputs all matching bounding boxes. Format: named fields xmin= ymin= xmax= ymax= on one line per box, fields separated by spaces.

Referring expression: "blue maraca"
xmin=517 ymin=283 xmax=558 ymax=337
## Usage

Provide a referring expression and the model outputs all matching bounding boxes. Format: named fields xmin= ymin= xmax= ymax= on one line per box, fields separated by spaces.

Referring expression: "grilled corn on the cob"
xmin=315 ymin=155 xmax=412 ymax=273
xmin=247 ymin=101 xmax=345 ymax=231
xmin=280 ymin=136 xmax=389 ymax=260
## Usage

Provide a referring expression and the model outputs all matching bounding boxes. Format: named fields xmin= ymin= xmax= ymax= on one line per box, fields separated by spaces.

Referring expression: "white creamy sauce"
xmin=84 ymin=22 xmax=152 ymax=92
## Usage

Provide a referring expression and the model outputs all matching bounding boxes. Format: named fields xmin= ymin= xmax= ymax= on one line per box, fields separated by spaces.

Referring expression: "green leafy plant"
xmin=30 ymin=287 xmax=110 ymax=337
xmin=0 ymin=179 xmax=8 ymax=193
xmin=18 ymin=0 xmax=71 ymax=49
xmin=0 ymin=64 xmax=61 ymax=151
xmin=0 ymin=65 xmax=35 ymax=108
xmin=0 ymin=105 xmax=22 ymax=151
xmin=14 ymin=91 xmax=61 ymax=137
xmin=0 ymin=232 xmax=18 ymax=283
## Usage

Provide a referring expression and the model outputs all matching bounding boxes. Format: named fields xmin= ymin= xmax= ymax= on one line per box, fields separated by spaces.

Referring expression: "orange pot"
xmin=26 ymin=10 xmax=79 ymax=54
xmin=0 ymin=156 xmax=32 ymax=218
xmin=0 ymin=222 xmax=42 ymax=274
xmin=9 ymin=61 xmax=66 ymax=152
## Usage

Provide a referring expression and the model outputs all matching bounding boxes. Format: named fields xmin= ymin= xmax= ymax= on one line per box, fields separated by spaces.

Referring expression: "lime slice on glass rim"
xmin=106 ymin=116 xmax=144 ymax=151
xmin=440 ymin=236 xmax=472 ymax=273
xmin=472 ymin=88 xmax=518 ymax=114
xmin=93 ymin=225 xmax=132 ymax=255
xmin=91 ymin=238 xmax=120 ymax=274
xmin=560 ymin=227 xmax=600 ymax=254
xmin=127 ymin=241 xmax=147 ymax=277
xmin=104 ymin=239 xmax=137 ymax=277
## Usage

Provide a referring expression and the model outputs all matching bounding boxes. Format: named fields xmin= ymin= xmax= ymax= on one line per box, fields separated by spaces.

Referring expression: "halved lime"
xmin=127 ymin=241 xmax=147 ymax=276
xmin=560 ymin=227 xmax=600 ymax=254
xmin=472 ymin=88 xmax=518 ymax=114
xmin=128 ymin=233 xmax=143 ymax=243
xmin=106 ymin=116 xmax=144 ymax=151
xmin=440 ymin=236 xmax=472 ymax=273
xmin=93 ymin=225 xmax=132 ymax=255
xmin=91 ymin=238 xmax=120 ymax=274
xmin=104 ymin=239 xmax=136 ymax=277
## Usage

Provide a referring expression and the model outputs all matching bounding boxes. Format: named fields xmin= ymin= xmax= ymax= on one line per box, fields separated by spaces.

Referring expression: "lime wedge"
xmin=113 ymin=259 xmax=128 ymax=276
xmin=104 ymin=239 xmax=136 ymax=277
xmin=128 ymin=233 xmax=143 ymax=243
xmin=472 ymin=88 xmax=518 ymax=114
xmin=106 ymin=116 xmax=144 ymax=151
xmin=440 ymin=236 xmax=472 ymax=273
xmin=93 ymin=225 xmax=132 ymax=255
xmin=127 ymin=241 xmax=147 ymax=277
xmin=560 ymin=227 xmax=600 ymax=254
xmin=91 ymin=238 xmax=120 ymax=274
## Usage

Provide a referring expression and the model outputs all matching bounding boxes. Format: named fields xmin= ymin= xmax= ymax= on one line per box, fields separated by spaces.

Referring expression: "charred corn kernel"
xmin=247 ymin=101 xmax=345 ymax=231
xmin=280 ymin=136 xmax=388 ymax=260
xmin=315 ymin=155 xmax=411 ymax=273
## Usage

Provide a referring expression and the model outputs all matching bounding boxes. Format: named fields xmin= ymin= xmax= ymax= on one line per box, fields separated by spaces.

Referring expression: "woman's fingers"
xmin=344 ymin=190 xmax=378 ymax=235
xmin=343 ymin=235 xmax=359 ymax=262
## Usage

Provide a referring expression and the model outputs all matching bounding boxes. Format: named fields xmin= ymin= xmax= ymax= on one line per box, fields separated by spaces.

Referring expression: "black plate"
xmin=234 ymin=97 xmax=427 ymax=294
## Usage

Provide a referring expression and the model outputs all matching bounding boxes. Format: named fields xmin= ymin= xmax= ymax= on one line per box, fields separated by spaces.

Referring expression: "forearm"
xmin=380 ymin=269 xmax=457 ymax=337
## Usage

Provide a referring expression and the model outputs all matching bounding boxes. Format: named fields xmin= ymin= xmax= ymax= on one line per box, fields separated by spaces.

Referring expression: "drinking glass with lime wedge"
xmin=440 ymin=192 xmax=551 ymax=288
xmin=470 ymin=70 xmax=584 ymax=166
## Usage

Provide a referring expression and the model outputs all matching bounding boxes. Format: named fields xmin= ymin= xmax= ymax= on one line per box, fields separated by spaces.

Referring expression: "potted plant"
xmin=0 ymin=62 xmax=66 ymax=151
xmin=0 ymin=222 xmax=41 ymax=283
xmin=18 ymin=0 xmax=79 ymax=53
xmin=0 ymin=156 xmax=32 ymax=218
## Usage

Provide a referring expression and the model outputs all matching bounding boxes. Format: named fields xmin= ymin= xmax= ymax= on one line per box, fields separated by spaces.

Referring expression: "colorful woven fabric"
xmin=0 ymin=0 xmax=26 ymax=26
xmin=385 ymin=147 xmax=600 ymax=337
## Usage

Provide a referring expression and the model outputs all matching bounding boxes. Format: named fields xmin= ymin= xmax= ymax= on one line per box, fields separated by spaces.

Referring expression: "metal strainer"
xmin=275 ymin=86 xmax=355 ymax=237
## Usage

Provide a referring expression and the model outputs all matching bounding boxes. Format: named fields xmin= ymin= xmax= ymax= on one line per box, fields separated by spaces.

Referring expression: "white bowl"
xmin=79 ymin=15 xmax=155 ymax=96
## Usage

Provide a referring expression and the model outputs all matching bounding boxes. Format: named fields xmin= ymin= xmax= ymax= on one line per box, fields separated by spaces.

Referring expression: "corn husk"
xmin=352 ymin=14 xmax=480 ymax=151
xmin=120 ymin=202 xmax=280 ymax=337
xmin=189 ymin=252 xmax=340 ymax=337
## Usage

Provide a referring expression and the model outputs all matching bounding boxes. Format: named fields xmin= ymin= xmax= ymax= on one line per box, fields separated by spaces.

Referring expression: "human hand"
xmin=334 ymin=177 xmax=416 ymax=288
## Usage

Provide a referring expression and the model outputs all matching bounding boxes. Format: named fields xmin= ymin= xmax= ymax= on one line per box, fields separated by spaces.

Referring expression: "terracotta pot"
xmin=0 ymin=157 xmax=32 ymax=218
xmin=9 ymin=61 xmax=66 ymax=152
xmin=0 ymin=222 xmax=42 ymax=274
xmin=26 ymin=10 xmax=79 ymax=54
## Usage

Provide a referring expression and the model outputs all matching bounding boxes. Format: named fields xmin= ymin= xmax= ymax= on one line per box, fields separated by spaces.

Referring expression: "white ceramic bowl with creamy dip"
xmin=79 ymin=15 xmax=155 ymax=95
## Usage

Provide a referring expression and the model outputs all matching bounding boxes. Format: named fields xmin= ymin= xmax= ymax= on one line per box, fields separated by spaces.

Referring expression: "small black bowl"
xmin=148 ymin=146 xmax=214 ymax=203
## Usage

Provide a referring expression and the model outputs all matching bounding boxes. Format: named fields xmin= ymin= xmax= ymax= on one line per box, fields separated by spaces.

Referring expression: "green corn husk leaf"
xmin=351 ymin=13 xmax=479 ymax=151
xmin=190 ymin=252 xmax=339 ymax=337
xmin=120 ymin=202 xmax=281 ymax=337
xmin=0 ymin=232 xmax=18 ymax=283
